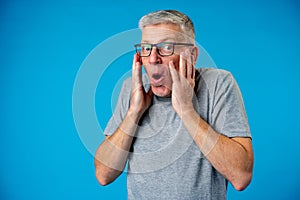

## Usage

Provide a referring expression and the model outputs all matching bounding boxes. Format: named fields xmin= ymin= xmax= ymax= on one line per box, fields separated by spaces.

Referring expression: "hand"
xmin=169 ymin=50 xmax=196 ymax=117
xmin=128 ymin=53 xmax=153 ymax=120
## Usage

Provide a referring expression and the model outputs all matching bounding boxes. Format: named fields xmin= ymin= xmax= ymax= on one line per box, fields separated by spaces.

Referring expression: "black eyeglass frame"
xmin=134 ymin=42 xmax=194 ymax=57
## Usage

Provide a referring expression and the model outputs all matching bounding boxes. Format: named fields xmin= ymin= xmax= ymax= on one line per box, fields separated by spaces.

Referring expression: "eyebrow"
xmin=141 ymin=37 xmax=175 ymax=43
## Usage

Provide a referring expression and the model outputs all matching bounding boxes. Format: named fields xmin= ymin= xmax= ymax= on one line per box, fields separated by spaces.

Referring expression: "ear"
xmin=191 ymin=46 xmax=199 ymax=65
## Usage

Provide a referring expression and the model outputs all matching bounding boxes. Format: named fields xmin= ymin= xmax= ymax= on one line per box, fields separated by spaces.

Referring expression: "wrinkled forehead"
xmin=141 ymin=24 xmax=187 ymax=43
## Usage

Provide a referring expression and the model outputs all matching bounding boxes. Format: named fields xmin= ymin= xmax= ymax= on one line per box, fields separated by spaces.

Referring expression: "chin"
xmin=151 ymin=85 xmax=171 ymax=97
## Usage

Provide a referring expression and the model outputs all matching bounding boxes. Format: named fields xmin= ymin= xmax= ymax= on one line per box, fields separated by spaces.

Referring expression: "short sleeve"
xmin=210 ymin=70 xmax=251 ymax=138
xmin=103 ymin=78 xmax=131 ymax=136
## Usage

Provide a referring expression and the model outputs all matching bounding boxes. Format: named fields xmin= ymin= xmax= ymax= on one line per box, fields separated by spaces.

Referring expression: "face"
xmin=141 ymin=23 xmax=192 ymax=97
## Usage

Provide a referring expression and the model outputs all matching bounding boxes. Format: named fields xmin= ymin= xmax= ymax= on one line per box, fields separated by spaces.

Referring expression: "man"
xmin=94 ymin=10 xmax=254 ymax=199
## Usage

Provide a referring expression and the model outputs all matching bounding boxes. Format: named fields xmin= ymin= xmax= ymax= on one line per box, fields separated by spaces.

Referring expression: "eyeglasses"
xmin=134 ymin=42 xmax=194 ymax=57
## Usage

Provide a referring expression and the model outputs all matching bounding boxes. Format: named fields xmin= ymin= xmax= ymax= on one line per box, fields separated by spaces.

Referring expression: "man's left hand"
xmin=169 ymin=50 xmax=196 ymax=117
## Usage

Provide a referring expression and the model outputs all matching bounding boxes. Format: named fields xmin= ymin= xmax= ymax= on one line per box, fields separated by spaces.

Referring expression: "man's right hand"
xmin=128 ymin=53 xmax=153 ymax=122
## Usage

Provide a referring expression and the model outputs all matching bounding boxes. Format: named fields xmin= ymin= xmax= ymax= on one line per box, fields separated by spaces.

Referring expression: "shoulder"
xmin=196 ymin=68 xmax=233 ymax=82
xmin=119 ymin=77 xmax=132 ymax=95
xmin=120 ymin=74 xmax=150 ymax=93
xmin=194 ymin=68 xmax=238 ymax=100
xmin=195 ymin=68 xmax=235 ymax=88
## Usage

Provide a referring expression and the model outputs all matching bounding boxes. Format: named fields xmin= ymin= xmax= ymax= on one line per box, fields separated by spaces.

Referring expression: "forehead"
xmin=141 ymin=23 xmax=185 ymax=43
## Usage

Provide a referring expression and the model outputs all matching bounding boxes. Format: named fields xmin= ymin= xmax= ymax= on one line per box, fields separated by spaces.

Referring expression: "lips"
xmin=151 ymin=73 xmax=164 ymax=86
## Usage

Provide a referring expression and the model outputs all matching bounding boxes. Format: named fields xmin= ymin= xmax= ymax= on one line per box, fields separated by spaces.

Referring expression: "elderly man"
xmin=94 ymin=10 xmax=254 ymax=199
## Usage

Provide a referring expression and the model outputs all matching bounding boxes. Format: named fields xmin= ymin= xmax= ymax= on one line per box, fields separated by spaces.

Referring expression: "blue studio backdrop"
xmin=1 ymin=0 xmax=300 ymax=199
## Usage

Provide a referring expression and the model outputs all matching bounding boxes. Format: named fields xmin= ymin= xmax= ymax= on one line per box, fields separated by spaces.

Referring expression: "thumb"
xmin=146 ymin=86 xmax=153 ymax=98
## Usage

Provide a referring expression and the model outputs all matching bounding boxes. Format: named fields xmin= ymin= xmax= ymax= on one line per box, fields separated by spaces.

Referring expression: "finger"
xmin=187 ymin=53 xmax=193 ymax=79
xmin=179 ymin=52 xmax=186 ymax=79
xmin=192 ymin=55 xmax=196 ymax=80
xmin=132 ymin=54 xmax=143 ymax=88
xmin=132 ymin=53 xmax=138 ymax=77
xmin=132 ymin=53 xmax=138 ymax=70
xmin=169 ymin=60 xmax=179 ymax=83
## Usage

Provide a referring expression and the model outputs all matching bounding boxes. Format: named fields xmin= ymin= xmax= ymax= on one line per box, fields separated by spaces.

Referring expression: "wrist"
xmin=127 ymin=108 xmax=143 ymax=124
xmin=176 ymin=106 xmax=196 ymax=119
xmin=118 ymin=110 xmax=140 ymax=137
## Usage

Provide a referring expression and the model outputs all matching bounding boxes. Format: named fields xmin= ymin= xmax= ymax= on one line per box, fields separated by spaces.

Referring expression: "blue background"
xmin=1 ymin=0 xmax=300 ymax=199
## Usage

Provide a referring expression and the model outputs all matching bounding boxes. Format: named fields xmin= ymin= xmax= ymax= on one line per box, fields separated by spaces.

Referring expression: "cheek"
xmin=143 ymin=65 xmax=152 ymax=76
xmin=141 ymin=57 xmax=147 ymax=65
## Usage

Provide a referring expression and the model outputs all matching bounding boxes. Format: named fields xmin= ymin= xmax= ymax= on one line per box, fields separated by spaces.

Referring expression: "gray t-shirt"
xmin=104 ymin=68 xmax=251 ymax=200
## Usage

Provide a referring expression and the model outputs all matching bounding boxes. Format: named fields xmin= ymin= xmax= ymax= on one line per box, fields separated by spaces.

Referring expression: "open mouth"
xmin=152 ymin=73 xmax=162 ymax=80
xmin=151 ymin=73 xmax=164 ymax=86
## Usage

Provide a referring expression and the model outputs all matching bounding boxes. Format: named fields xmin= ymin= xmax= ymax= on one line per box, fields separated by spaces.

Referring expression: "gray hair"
xmin=138 ymin=10 xmax=195 ymax=42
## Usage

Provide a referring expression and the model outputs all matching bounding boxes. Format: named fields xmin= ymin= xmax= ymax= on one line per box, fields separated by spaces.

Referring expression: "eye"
xmin=142 ymin=44 xmax=151 ymax=52
xmin=161 ymin=43 xmax=173 ymax=51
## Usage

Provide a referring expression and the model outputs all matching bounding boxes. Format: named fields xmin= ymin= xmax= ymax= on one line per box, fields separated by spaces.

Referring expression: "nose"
xmin=149 ymin=47 xmax=162 ymax=64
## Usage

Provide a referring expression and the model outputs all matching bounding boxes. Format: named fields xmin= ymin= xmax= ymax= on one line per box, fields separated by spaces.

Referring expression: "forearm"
xmin=94 ymin=111 xmax=139 ymax=186
xmin=94 ymin=53 xmax=154 ymax=186
xmin=181 ymin=110 xmax=254 ymax=191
